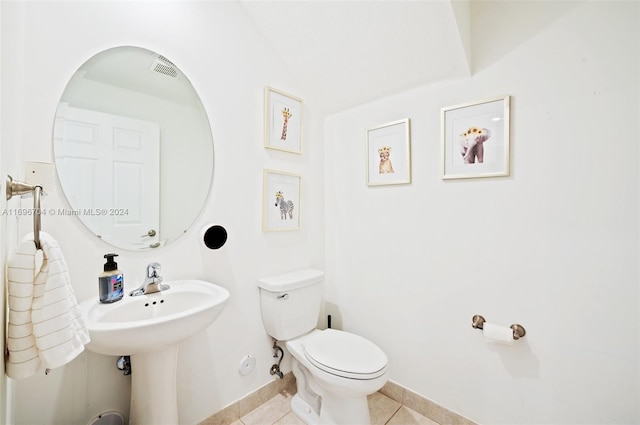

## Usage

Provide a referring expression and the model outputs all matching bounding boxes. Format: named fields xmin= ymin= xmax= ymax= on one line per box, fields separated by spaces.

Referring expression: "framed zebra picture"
xmin=264 ymin=86 xmax=303 ymax=154
xmin=262 ymin=169 xmax=301 ymax=232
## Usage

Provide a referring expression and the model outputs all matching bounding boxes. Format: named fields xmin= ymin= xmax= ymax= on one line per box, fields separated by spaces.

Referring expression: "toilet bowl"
xmin=287 ymin=329 xmax=388 ymax=424
xmin=87 ymin=411 xmax=124 ymax=425
xmin=257 ymin=269 xmax=389 ymax=425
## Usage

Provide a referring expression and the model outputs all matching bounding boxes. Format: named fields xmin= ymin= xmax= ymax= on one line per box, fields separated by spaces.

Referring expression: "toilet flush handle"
xmin=277 ymin=293 xmax=289 ymax=300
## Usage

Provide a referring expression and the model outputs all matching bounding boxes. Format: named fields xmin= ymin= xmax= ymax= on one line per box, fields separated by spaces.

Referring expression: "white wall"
xmin=1 ymin=1 xmax=25 ymax=421
xmin=0 ymin=3 xmax=8 ymax=422
xmin=3 ymin=1 xmax=639 ymax=425
xmin=325 ymin=2 xmax=638 ymax=424
xmin=1 ymin=2 xmax=324 ymax=424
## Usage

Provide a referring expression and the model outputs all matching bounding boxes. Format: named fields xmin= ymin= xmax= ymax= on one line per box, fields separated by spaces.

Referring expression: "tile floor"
xmin=233 ymin=390 xmax=439 ymax=425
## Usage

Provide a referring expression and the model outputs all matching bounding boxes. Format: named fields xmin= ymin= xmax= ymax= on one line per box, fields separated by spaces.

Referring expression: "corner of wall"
xmin=449 ymin=0 xmax=472 ymax=75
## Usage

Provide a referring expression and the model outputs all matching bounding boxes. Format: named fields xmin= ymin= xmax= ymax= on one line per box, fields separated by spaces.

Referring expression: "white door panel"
xmin=54 ymin=104 xmax=160 ymax=249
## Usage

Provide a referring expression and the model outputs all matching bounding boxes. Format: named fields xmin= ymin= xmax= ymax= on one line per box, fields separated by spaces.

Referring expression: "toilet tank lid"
xmin=258 ymin=268 xmax=324 ymax=292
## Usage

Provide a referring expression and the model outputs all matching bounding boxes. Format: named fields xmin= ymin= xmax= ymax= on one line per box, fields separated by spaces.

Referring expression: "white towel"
xmin=6 ymin=236 xmax=39 ymax=378
xmin=6 ymin=232 xmax=90 ymax=379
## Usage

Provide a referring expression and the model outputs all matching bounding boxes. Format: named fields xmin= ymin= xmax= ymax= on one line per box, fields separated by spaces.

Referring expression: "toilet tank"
xmin=258 ymin=269 xmax=324 ymax=341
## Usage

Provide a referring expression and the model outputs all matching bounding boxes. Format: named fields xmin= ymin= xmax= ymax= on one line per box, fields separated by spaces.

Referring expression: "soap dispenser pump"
xmin=99 ymin=253 xmax=124 ymax=303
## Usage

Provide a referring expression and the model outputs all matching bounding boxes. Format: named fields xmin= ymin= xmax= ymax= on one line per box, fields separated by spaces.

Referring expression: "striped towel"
xmin=6 ymin=232 xmax=90 ymax=379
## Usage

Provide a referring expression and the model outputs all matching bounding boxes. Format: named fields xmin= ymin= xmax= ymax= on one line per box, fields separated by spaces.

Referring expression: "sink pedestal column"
xmin=129 ymin=346 xmax=179 ymax=425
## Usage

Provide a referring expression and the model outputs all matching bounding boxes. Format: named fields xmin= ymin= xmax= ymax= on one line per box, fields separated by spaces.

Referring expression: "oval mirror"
xmin=53 ymin=46 xmax=213 ymax=250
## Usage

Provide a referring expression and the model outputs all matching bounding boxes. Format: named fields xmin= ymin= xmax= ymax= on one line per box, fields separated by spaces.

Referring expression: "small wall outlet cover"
xmin=238 ymin=355 xmax=256 ymax=376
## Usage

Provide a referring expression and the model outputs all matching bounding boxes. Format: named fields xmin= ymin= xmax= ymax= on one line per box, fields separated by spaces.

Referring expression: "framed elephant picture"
xmin=441 ymin=95 xmax=510 ymax=179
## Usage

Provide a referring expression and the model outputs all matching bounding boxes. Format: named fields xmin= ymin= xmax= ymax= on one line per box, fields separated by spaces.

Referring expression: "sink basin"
xmin=79 ymin=279 xmax=230 ymax=355
xmin=79 ymin=279 xmax=230 ymax=424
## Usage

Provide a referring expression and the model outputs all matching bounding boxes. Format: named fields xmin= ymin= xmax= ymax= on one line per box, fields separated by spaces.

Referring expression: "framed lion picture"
xmin=366 ymin=118 xmax=411 ymax=186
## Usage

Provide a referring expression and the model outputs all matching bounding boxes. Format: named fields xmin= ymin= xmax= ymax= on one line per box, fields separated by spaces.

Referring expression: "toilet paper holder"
xmin=471 ymin=315 xmax=526 ymax=340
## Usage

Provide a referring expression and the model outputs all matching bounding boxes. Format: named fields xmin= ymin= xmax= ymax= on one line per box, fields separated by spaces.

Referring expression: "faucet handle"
xmin=146 ymin=262 xmax=161 ymax=278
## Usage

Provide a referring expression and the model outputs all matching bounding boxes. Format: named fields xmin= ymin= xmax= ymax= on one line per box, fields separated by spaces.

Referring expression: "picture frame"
xmin=366 ymin=118 xmax=412 ymax=186
xmin=262 ymin=169 xmax=301 ymax=232
xmin=264 ymin=86 xmax=303 ymax=154
xmin=441 ymin=95 xmax=510 ymax=180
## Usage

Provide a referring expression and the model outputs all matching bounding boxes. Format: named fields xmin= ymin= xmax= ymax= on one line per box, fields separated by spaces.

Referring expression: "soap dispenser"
xmin=99 ymin=253 xmax=124 ymax=303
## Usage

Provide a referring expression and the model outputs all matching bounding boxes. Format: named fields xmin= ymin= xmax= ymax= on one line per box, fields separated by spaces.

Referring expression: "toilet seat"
xmin=302 ymin=329 xmax=387 ymax=380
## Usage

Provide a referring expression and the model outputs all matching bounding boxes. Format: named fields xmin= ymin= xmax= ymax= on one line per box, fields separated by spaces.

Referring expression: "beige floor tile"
xmin=239 ymin=381 xmax=280 ymax=418
xmin=198 ymin=402 xmax=239 ymax=425
xmin=232 ymin=389 xmax=449 ymax=425
xmin=241 ymin=393 xmax=293 ymax=425
xmin=368 ymin=391 xmax=402 ymax=425
xmin=379 ymin=381 xmax=405 ymax=404
xmin=274 ymin=411 xmax=306 ymax=425
xmin=387 ymin=406 xmax=440 ymax=425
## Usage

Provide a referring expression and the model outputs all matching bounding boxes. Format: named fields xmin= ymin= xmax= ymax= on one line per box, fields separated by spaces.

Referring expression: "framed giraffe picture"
xmin=262 ymin=169 xmax=301 ymax=232
xmin=264 ymin=86 xmax=303 ymax=154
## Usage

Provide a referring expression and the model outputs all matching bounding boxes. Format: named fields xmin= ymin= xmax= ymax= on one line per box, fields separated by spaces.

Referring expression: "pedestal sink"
xmin=79 ymin=279 xmax=230 ymax=425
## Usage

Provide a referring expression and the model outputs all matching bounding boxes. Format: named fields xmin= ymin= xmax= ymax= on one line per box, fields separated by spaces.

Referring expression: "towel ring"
xmin=6 ymin=175 xmax=43 ymax=249
xmin=33 ymin=186 xmax=42 ymax=249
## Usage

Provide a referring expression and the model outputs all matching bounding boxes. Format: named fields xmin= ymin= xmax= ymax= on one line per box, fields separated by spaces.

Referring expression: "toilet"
xmin=87 ymin=411 xmax=124 ymax=425
xmin=258 ymin=269 xmax=388 ymax=425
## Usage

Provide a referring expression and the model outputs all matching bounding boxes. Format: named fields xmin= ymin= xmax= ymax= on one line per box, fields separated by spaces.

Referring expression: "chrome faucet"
xmin=129 ymin=262 xmax=170 ymax=296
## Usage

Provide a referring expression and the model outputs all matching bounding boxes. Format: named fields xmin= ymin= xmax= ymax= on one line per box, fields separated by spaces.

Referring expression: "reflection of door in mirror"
xmin=53 ymin=46 xmax=214 ymax=250
xmin=54 ymin=103 xmax=160 ymax=249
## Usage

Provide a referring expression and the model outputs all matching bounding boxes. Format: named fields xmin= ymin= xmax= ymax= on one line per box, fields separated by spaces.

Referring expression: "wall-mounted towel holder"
xmin=472 ymin=314 xmax=526 ymax=340
xmin=6 ymin=175 xmax=44 ymax=249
